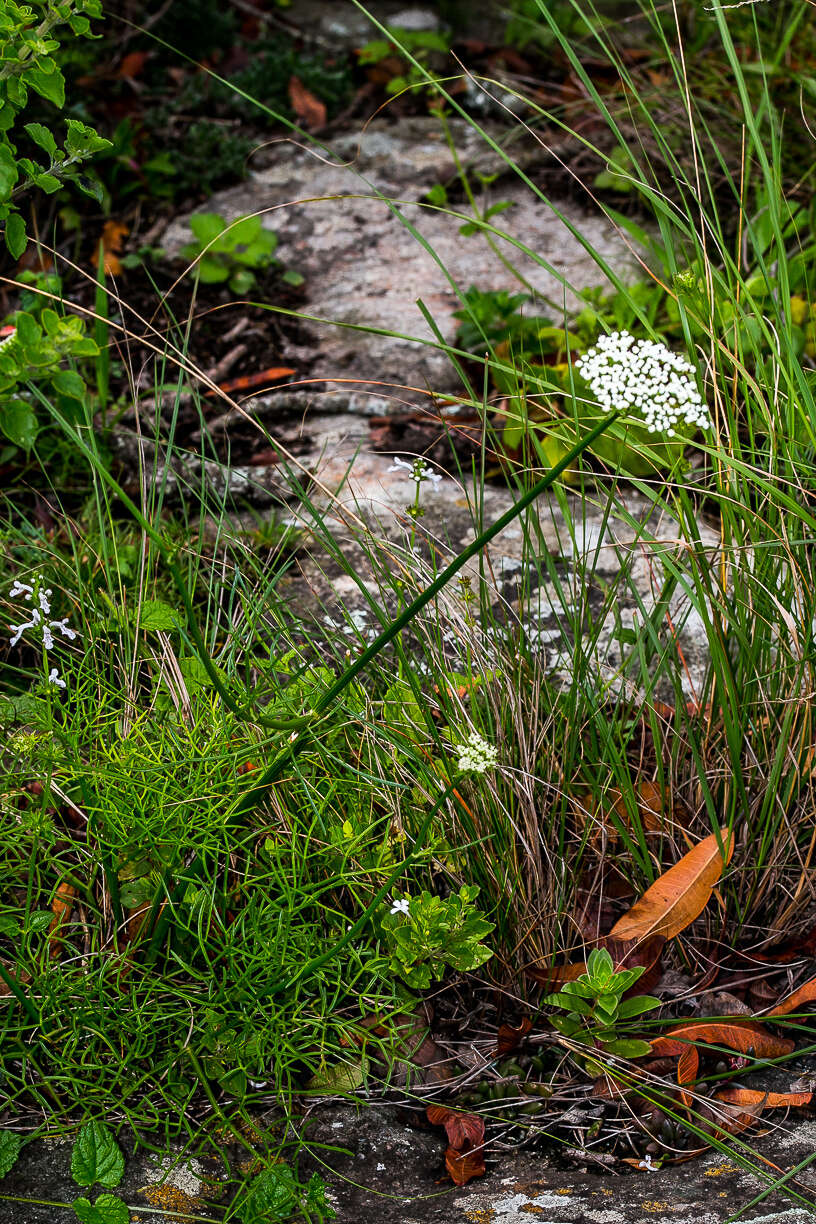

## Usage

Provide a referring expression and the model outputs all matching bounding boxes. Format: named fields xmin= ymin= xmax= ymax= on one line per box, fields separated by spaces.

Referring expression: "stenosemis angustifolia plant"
xmin=0 ymin=1 xmax=111 ymax=455
xmin=544 ymin=947 xmax=660 ymax=1066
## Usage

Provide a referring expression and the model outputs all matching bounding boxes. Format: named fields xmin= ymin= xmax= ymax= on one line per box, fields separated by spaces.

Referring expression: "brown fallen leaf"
xmin=426 ymin=1105 xmax=486 ymax=1186
xmin=650 ymin=1020 xmax=795 ymax=1110
xmin=649 ymin=1019 xmax=794 ymax=1061
xmin=288 ymin=76 xmax=326 ymax=129
xmin=609 ymin=826 xmax=734 ymax=942
xmin=91 ymin=220 xmax=129 ymax=276
xmin=704 ymin=1086 xmax=812 ymax=1139
xmin=496 ymin=1016 xmax=532 ymax=1056
xmin=49 ymin=882 xmax=77 ymax=958
xmin=766 ymin=973 xmax=816 ymax=1017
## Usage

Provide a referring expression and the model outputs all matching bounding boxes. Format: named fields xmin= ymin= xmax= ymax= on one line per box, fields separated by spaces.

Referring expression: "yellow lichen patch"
xmin=142 ymin=1182 xmax=203 ymax=1222
xmin=642 ymin=1202 xmax=671 ymax=1213
xmin=519 ymin=1206 xmax=548 ymax=1216
xmin=705 ymin=1162 xmax=736 ymax=1177
xmin=554 ymin=1188 xmax=573 ymax=1196
xmin=464 ymin=1211 xmax=495 ymax=1223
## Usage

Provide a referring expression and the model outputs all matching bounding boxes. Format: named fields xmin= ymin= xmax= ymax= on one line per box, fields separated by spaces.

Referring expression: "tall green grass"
xmin=2 ymin=0 xmax=816 ymax=1203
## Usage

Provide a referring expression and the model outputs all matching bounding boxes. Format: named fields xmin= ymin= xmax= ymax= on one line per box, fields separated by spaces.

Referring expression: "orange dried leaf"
xmin=49 ymin=882 xmax=77 ymax=956
xmin=526 ymin=961 xmax=586 ymax=987
xmin=609 ymin=826 xmax=734 ymax=942
xmin=715 ymin=1086 xmax=812 ymax=1110
xmin=766 ymin=973 xmax=816 ymax=1017
xmin=650 ymin=1020 xmax=794 ymax=1061
xmin=445 ymin=1145 xmax=485 ymax=1186
xmin=288 ymin=76 xmax=326 ymax=129
xmin=427 ymin=1105 xmax=486 ymax=1185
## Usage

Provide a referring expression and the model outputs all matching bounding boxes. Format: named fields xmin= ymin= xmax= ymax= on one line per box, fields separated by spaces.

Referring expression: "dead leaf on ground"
xmin=91 ymin=220 xmax=128 ymax=276
xmin=49 ymin=882 xmax=77 ymax=957
xmin=496 ymin=1016 xmax=532 ymax=1056
xmin=765 ymin=973 xmax=816 ymax=1017
xmin=705 ymin=1086 xmax=812 ymax=1139
xmin=649 ymin=1020 xmax=795 ymax=1110
xmin=426 ymin=1105 xmax=486 ymax=1186
xmin=609 ymin=826 xmax=734 ymax=943
xmin=288 ymin=76 xmax=326 ymax=129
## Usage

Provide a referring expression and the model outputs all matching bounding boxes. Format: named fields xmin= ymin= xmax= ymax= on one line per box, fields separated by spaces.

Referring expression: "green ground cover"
xmin=3 ymin=1 xmax=816 ymax=1219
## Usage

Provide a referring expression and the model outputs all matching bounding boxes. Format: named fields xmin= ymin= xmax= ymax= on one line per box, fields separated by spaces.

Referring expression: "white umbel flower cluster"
xmin=457 ymin=731 xmax=499 ymax=775
xmin=574 ymin=331 xmax=712 ymax=436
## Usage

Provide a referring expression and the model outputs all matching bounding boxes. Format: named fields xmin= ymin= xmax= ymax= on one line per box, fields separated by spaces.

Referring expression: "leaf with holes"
xmin=609 ymin=827 xmax=733 ymax=942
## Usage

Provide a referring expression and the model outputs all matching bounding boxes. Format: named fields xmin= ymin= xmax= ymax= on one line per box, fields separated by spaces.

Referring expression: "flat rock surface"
xmin=4 ymin=1108 xmax=816 ymax=1224
xmin=160 ymin=116 xmax=640 ymax=402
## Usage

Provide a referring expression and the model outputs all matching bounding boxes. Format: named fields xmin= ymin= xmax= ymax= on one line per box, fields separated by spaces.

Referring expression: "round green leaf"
xmin=0 ymin=400 xmax=39 ymax=452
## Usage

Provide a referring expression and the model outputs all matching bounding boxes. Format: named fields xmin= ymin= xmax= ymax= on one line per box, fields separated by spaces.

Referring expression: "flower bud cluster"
xmin=575 ymin=331 xmax=712 ymax=436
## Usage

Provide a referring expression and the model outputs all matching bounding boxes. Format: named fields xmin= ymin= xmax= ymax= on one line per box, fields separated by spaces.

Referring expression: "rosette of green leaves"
xmin=181 ymin=213 xmax=288 ymax=295
xmin=381 ymin=885 xmax=494 ymax=989
xmin=544 ymin=947 xmax=659 ymax=1061
xmin=1 ymin=1 xmax=112 ymax=258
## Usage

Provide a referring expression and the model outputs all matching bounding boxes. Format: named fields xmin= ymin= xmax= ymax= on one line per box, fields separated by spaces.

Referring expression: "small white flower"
xmin=457 ymin=731 xmax=499 ymax=775
xmin=390 ymin=898 xmax=411 ymax=916
xmin=48 ymin=668 xmax=66 ymax=689
xmin=8 ymin=581 xmax=77 ymax=650
xmin=638 ymin=1154 xmax=658 ymax=1172
xmin=575 ymin=331 xmax=712 ymax=434
xmin=387 ymin=456 xmax=443 ymax=486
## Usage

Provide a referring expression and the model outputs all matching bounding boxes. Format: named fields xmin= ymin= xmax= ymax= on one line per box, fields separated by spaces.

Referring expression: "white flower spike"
xmin=48 ymin=668 xmax=66 ymax=689
xmin=575 ymin=331 xmax=712 ymax=436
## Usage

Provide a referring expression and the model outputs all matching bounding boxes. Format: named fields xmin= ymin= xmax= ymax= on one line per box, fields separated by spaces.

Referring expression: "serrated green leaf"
xmin=134 ymin=599 xmax=180 ymax=631
xmin=305 ymin=1057 xmax=368 ymax=1094
xmin=0 ymin=1132 xmax=21 ymax=1179
xmin=72 ymin=1194 xmax=128 ymax=1224
xmin=70 ymin=1121 xmax=124 ymax=1189
xmin=236 ymin=1165 xmax=298 ymax=1223
xmin=188 ymin=213 xmax=226 ymax=245
xmin=26 ymin=67 xmax=65 ymax=108
xmin=24 ymin=123 xmax=58 ymax=157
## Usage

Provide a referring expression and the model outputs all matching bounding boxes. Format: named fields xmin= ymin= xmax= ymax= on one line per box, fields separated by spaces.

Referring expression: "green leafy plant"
xmin=232 ymin=1164 xmax=334 ymax=1223
xmin=358 ymin=26 xmax=450 ymax=97
xmin=180 ymin=212 xmax=301 ymax=294
xmin=0 ymin=0 xmax=111 ymax=258
xmin=544 ymin=948 xmax=659 ymax=1063
xmin=380 ymin=885 xmax=494 ymax=989
xmin=0 ymin=309 xmax=98 ymax=454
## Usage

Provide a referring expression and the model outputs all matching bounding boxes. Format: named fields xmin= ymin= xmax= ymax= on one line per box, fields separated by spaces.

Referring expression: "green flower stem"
xmin=144 ymin=411 xmax=618 ymax=963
